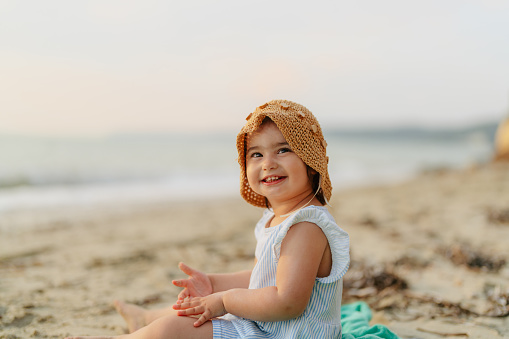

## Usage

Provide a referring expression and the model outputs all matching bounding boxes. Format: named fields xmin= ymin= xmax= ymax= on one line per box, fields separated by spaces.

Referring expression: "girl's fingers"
xmin=177 ymin=289 xmax=190 ymax=301
xmin=172 ymin=279 xmax=187 ymax=288
xmin=177 ymin=305 xmax=204 ymax=316
xmin=178 ymin=262 xmax=198 ymax=277
xmin=194 ymin=312 xmax=209 ymax=327
xmin=172 ymin=298 xmax=198 ymax=309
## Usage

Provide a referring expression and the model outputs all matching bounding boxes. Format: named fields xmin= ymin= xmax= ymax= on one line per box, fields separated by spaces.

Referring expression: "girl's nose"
xmin=262 ymin=155 xmax=278 ymax=171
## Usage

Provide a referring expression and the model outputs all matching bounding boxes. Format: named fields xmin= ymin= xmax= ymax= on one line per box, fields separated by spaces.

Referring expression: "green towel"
xmin=341 ymin=302 xmax=400 ymax=339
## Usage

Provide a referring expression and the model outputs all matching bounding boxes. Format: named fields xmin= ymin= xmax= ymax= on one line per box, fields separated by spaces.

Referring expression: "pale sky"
xmin=1 ymin=0 xmax=509 ymax=136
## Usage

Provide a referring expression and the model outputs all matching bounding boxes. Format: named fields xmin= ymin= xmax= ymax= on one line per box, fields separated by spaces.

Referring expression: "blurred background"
xmin=1 ymin=0 xmax=508 ymax=216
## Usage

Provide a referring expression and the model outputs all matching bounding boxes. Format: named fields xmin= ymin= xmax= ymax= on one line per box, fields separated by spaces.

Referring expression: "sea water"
xmin=0 ymin=125 xmax=496 ymax=214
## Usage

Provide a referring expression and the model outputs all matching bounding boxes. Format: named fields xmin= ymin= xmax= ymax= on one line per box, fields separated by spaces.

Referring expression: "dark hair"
xmin=308 ymin=167 xmax=326 ymax=205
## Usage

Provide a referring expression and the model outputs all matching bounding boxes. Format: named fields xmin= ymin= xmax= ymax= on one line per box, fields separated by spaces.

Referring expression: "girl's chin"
xmin=262 ymin=193 xmax=292 ymax=204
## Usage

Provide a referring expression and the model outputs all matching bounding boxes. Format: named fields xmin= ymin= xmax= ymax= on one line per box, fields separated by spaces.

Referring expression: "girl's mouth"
xmin=262 ymin=176 xmax=286 ymax=185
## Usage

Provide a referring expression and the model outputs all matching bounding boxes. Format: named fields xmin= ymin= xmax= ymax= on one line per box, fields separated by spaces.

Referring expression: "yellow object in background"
xmin=494 ymin=116 xmax=509 ymax=161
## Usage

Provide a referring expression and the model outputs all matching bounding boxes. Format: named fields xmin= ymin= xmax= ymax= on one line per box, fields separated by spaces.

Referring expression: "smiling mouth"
xmin=262 ymin=176 xmax=286 ymax=183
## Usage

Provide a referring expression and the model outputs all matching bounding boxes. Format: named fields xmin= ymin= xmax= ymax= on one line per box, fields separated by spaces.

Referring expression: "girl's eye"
xmin=250 ymin=152 xmax=262 ymax=158
xmin=278 ymin=148 xmax=292 ymax=154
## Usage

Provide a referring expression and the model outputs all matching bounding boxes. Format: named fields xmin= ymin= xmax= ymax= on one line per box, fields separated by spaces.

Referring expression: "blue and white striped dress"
xmin=212 ymin=205 xmax=350 ymax=338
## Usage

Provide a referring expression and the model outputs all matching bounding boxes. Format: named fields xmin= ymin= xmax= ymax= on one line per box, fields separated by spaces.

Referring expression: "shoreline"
xmin=0 ymin=161 xmax=474 ymax=233
xmin=1 ymin=163 xmax=508 ymax=338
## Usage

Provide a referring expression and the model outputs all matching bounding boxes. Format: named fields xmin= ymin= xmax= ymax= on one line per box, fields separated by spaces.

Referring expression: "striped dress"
xmin=212 ymin=205 xmax=350 ymax=338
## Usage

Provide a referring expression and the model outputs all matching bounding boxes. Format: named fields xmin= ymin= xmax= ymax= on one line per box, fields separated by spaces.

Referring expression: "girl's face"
xmin=245 ymin=121 xmax=313 ymax=206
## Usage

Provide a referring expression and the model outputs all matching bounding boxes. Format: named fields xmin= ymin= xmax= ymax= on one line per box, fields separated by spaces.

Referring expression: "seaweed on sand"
xmin=342 ymin=259 xmax=509 ymax=319
xmin=343 ymin=261 xmax=408 ymax=299
xmin=486 ymin=207 xmax=509 ymax=225
xmin=439 ymin=244 xmax=506 ymax=272
xmin=484 ymin=284 xmax=509 ymax=317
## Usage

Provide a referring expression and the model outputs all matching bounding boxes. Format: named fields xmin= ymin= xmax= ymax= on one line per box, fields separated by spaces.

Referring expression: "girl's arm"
xmin=223 ymin=222 xmax=327 ymax=320
xmin=174 ymin=222 xmax=328 ymax=326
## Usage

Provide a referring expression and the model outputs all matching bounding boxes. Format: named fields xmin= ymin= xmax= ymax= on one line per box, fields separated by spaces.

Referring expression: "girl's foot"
xmin=113 ymin=300 xmax=147 ymax=333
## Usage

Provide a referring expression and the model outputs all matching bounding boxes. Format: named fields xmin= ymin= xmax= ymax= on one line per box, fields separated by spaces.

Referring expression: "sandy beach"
xmin=1 ymin=162 xmax=508 ymax=339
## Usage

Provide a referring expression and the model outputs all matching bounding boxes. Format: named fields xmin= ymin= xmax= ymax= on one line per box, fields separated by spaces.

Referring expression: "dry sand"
xmin=1 ymin=163 xmax=508 ymax=338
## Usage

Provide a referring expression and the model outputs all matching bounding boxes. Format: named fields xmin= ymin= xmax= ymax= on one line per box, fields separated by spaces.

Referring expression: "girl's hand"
xmin=172 ymin=292 xmax=227 ymax=327
xmin=172 ymin=262 xmax=213 ymax=302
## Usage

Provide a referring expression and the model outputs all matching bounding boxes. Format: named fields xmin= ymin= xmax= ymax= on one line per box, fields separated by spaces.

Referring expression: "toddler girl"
xmin=66 ymin=99 xmax=350 ymax=339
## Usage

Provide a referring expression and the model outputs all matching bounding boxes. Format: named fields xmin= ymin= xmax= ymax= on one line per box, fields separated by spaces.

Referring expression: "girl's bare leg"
xmin=66 ymin=313 xmax=213 ymax=339
xmin=113 ymin=300 xmax=175 ymax=333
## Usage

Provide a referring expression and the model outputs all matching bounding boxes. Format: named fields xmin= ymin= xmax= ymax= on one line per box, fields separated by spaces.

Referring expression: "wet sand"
xmin=1 ymin=163 xmax=508 ymax=338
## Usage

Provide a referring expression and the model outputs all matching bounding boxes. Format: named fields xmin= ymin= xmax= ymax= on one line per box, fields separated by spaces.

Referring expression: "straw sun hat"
xmin=236 ymin=99 xmax=331 ymax=208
